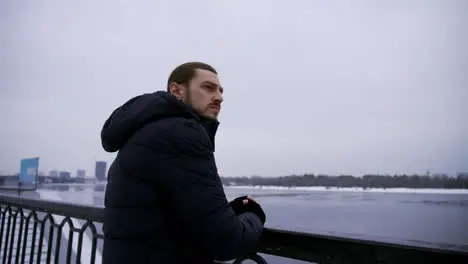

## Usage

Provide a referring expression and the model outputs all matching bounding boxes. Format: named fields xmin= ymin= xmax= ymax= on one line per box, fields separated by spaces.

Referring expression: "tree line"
xmin=2 ymin=173 xmax=468 ymax=189
xmin=221 ymin=174 xmax=468 ymax=189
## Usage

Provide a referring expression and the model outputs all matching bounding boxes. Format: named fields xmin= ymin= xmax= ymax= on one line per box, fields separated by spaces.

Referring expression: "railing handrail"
xmin=1 ymin=194 xmax=103 ymax=222
xmin=1 ymin=194 xmax=468 ymax=263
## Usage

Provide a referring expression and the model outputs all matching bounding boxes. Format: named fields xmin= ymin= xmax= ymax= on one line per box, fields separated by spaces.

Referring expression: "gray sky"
xmin=1 ymin=0 xmax=467 ymax=177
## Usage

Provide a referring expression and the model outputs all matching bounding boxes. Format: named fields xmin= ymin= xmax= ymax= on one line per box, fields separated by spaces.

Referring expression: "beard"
xmin=182 ymin=89 xmax=203 ymax=116
xmin=182 ymin=87 xmax=192 ymax=106
xmin=182 ymin=87 xmax=218 ymax=120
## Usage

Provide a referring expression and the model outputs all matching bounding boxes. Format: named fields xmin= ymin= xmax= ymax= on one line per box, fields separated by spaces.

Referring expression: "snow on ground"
xmin=38 ymin=183 xmax=468 ymax=195
xmin=225 ymin=185 xmax=468 ymax=194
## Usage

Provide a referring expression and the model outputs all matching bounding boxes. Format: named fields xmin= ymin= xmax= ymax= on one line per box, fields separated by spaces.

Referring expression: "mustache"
xmin=208 ymin=103 xmax=221 ymax=109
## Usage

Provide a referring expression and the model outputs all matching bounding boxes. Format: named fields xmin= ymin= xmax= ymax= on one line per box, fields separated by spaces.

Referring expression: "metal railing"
xmin=1 ymin=194 xmax=467 ymax=264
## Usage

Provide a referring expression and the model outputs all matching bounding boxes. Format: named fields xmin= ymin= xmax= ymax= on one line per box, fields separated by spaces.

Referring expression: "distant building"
xmin=457 ymin=172 xmax=468 ymax=179
xmin=49 ymin=170 xmax=58 ymax=178
xmin=59 ymin=171 xmax=71 ymax=181
xmin=77 ymin=169 xmax=86 ymax=178
xmin=95 ymin=161 xmax=107 ymax=181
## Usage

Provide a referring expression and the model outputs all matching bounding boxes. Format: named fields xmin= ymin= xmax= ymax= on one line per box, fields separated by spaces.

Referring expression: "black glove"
xmin=228 ymin=196 xmax=266 ymax=224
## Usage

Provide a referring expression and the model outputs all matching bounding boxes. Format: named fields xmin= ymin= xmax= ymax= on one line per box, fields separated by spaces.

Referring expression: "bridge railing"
xmin=1 ymin=194 xmax=467 ymax=264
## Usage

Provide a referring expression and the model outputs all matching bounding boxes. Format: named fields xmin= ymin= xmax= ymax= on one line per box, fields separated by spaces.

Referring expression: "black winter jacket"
xmin=101 ymin=91 xmax=264 ymax=264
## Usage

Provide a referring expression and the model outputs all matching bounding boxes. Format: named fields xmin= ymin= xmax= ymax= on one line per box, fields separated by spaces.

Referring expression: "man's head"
xmin=167 ymin=62 xmax=224 ymax=120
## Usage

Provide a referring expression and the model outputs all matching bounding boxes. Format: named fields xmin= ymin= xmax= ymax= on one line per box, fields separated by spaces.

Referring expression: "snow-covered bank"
xmin=225 ymin=185 xmax=468 ymax=194
xmin=36 ymin=183 xmax=468 ymax=195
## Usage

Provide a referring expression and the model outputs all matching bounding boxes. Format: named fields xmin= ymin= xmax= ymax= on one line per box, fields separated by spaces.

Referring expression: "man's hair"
xmin=167 ymin=62 xmax=217 ymax=92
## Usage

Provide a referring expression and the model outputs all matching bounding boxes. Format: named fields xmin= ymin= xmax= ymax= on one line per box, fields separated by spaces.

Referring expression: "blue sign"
xmin=19 ymin=157 xmax=40 ymax=185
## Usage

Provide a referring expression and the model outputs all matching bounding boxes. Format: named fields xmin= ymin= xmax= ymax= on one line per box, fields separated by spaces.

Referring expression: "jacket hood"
xmin=101 ymin=91 xmax=219 ymax=152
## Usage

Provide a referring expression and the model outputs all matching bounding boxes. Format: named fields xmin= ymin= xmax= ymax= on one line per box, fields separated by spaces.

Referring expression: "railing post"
xmin=17 ymin=181 xmax=22 ymax=196
xmin=1 ymin=207 xmax=12 ymax=264
xmin=7 ymin=209 xmax=18 ymax=264
xmin=14 ymin=208 xmax=25 ymax=264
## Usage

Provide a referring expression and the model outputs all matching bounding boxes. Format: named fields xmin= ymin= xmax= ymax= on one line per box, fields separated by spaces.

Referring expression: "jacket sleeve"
xmin=140 ymin=119 xmax=264 ymax=261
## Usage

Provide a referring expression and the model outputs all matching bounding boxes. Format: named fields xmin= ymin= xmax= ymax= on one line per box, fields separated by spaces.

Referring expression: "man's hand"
xmin=229 ymin=195 xmax=266 ymax=224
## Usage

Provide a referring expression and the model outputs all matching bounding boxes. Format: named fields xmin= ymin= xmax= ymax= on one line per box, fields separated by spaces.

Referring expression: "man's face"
xmin=172 ymin=69 xmax=224 ymax=119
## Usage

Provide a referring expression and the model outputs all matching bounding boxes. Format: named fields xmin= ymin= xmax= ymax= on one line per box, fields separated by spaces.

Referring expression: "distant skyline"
xmin=1 ymin=0 xmax=467 ymax=177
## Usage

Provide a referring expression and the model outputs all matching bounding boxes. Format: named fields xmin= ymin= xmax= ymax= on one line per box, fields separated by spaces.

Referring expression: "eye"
xmin=203 ymin=85 xmax=216 ymax=91
xmin=201 ymin=82 xmax=222 ymax=93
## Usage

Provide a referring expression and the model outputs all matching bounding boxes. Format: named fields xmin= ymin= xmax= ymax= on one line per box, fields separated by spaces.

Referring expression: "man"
xmin=101 ymin=62 xmax=266 ymax=263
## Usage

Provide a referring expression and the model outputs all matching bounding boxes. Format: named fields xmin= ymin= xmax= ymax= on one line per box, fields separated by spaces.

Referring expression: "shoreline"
xmin=224 ymin=185 xmax=468 ymax=194
xmin=15 ymin=183 xmax=468 ymax=195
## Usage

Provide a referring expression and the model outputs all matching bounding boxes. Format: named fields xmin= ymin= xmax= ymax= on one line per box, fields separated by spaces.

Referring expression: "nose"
xmin=214 ymin=89 xmax=223 ymax=104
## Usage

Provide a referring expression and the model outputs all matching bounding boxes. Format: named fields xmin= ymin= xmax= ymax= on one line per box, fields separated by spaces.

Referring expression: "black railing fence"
xmin=1 ymin=194 xmax=467 ymax=264
xmin=0 ymin=194 xmax=103 ymax=264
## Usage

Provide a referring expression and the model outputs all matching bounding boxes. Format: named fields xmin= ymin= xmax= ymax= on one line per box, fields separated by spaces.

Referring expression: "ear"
xmin=168 ymin=82 xmax=185 ymax=100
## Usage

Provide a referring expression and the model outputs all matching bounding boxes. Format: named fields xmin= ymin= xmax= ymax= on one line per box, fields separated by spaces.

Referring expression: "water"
xmin=250 ymin=189 xmax=468 ymax=248
xmin=38 ymin=184 xmax=468 ymax=248
xmin=5 ymin=184 xmax=468 ymax=263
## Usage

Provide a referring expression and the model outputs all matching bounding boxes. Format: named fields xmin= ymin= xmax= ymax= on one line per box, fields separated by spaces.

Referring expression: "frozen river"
xmin=2 ymin=184 xmax=468 ymax=263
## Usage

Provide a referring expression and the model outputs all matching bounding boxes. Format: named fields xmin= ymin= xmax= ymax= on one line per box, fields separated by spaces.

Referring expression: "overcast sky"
xmin=1 ymin=0 xmax=467 ymax=177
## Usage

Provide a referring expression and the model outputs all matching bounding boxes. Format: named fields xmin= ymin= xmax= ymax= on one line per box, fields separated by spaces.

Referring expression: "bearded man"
xmin=101 ymin=62 xmax=266 ymax=264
